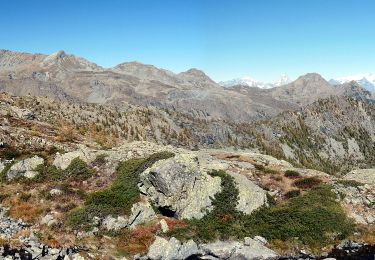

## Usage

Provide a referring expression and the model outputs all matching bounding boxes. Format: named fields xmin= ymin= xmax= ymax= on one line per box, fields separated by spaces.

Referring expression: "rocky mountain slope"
xmin=1 ymin=50 xmax=373 ymax=123
xmin=242 ymin=96 xmax=375 ymax=173
xmin=1 ymin=91 xmax=374 ymax=174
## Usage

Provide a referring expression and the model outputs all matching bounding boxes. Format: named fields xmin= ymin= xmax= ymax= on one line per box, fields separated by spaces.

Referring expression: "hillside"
xmin=1 ymin=50 xmax=372 ymax=124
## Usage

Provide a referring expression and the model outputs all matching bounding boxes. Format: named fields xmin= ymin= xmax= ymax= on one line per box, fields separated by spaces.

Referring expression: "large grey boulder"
xmin=7 ymin=156 xmax=44 ymax=180
xmin=200 ymin=241 xmax=241 ymax=259
xmin=200 ymin=238 xmax=277 ymax=260
xmin=139 ymin=153 xmax=222 ymax=219
xmin=128 ymin=200 xmax=157 ymax=229
xmin=344 ymin=169 xmax=375 ymax=184
xmin=146 ymin=236 xmax=200 ymax=260
xmin=228 ymin=171 xmax=268 ymax=214
xmin=145 ymin=237 xmax=276 ymax=260
xmin=53 ymin=146 xmax=94 ymax=170
xmin=234 ymin=237 xmax=278 ymax=259
xmin=9 ymin=106 xmax=34 ymax=120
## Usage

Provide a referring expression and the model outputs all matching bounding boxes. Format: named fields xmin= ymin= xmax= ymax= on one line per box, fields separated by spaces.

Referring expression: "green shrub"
xmin=336 ymin=180 xmax=363 ymax=188
xmin=66 ymin=152 xmax=174 ymax=230
xmin=92 ymin=153 xmax=108 ymax=166
xmin=241 ymin=185 xmax=354 ymax=248
xmin=169 ymin=183 xmax=354 ymax=249
xmin=264 ymin=168 xmax=279 ymax=175
xmin=3 ymin=150 xmax=20 ymax=160
xmin=64 ymin=157 xmax=94 ymax=181
xmin=294 ymin=177 xmax=322 ymax=189
xmin=284 ymin=170 xmax=301 ymax=178
xmin=284 ymin=189 xmax=301 ymax=199
xmin=34 ymin=164 xmax=62 ymax=182
xmin=0 ymin=161 xmax=14 ymax=182
xmin=65 ymin=207 xmax=96 ymax=231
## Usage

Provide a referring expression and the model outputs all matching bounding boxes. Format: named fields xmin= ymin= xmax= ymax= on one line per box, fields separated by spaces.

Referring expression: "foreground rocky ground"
xmin=0 ymin=92 xmax=374 ymax=259
xmin=0 ymin=139 xmax=374 ymax=259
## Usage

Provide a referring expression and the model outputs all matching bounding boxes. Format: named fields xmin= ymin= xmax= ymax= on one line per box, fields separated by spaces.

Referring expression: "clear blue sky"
xmin=1 ymin=0 xmax=374 ymax=82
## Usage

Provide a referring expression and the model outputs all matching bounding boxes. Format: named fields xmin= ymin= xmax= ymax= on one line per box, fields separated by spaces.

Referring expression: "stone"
xmin=177 ymin=240 xmax=200 ymax=259
xmin=227 ymin=171 xmax=268 ymax=214
xmin=344 ymin=169 xmax=375 ymax=184
xmin=159 ymin=219 xmax=169 ymax=233
xmin=200 ymin=241 xmax=241 ymax=259
xmin=147 ymin=236 xmax=194 ymax=260
xmin=128 ymin=201 xmax=156 ymax=229
xmin=49 ymin=188 xmax=63 ymax=196
xmin=0 ymin=161 xmax=5 ymax=173
xmin=253 ymin=236 xmax=268 ymax=245
xmin=102 ymin=215 xmax=128 ymax=231
xmin=9 ymin=106 xmax=34 ymax=120
xmin=53 ymin=146 xmax=93 ymax=170
xmin=7 ymin=156 xmax=44 ymax=180
xmin=41 ymin=214 xmax=57 ymax=226
xmin=147 ymin=236 xmax=169 ymax=259
xmin=139 ymin=153 xmax=222 ymax=219
xmin=233 ymin=237 xmax=277 ymax=259
xmin=163 ymin=237 xmax=182 ymax=260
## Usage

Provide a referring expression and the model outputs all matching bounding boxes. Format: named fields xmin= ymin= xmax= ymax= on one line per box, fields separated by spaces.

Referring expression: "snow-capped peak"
xmin=334 ymin=73 xmax=375 ymax=93
xmin=274 ymin=73 xmax=291 ymax=86
xmin=219 ymin=76 xmax=260 ymax=88
xmin=219 ymin=74 xmax=290 ymax=89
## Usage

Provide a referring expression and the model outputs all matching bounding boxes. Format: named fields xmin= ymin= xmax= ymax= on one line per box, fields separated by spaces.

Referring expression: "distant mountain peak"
xmin=295 ymin=73 xmax=327 ymax=84
xmin=274 ymin=73 xmax=291 ymax=86
xmin=219 ymin=74 xmax=291 ymax=89
xmin=178 ymin=68 xmax=217 ymax=85
xmin=333 ymin=73 xmax=375 ymax=93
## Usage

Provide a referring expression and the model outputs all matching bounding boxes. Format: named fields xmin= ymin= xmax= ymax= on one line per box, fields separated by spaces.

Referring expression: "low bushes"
xmin=284 ymin=189 xmax=301 ymax=199
xmin=284 ymin=170 xmax=301 ymax=178
xmin=66 ymin=151 xmax=174 ymax=231
xmin=294 ymin=177 xmax=322 ymax=189
xmin=34 ymin=157 xmax=94 ymax=183
xmin=169 ymin=174 xmax=354 ymax=249
xmin=336 ymin=180 xmax=363 ymax=188
xmin=242 ymin=185 xmax=354 ymax=247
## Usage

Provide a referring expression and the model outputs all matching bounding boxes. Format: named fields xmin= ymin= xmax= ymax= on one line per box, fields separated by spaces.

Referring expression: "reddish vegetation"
xmin=164 ymin=218 xmax=188 ymax=230
xmin=117 ymin=224 xmax=160 ymax=256
xmin=9 ymin=202 xmax=43 ymax=223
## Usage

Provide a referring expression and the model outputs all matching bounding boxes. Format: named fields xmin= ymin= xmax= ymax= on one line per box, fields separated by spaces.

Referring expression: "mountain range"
xmin=0 ymin=49 xmax=373 ymax=124
xmin=219 ymin=74 xmax=291 ymax=89
xmin=221 ymin=73 xmax=375 ymax=93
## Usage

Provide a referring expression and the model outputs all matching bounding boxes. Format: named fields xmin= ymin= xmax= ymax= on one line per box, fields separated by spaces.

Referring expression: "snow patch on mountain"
xmin=219 ymin=74 xmax=291 ymax=89
xmin=334 ymin=73 xmax=375 ymax=93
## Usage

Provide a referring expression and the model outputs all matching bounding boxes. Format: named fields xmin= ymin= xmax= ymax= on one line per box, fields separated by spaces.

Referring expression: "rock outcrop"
xmin=138 ymin=153 xmax=222 ymax=219
xmin=128 ymin=200 xmax=157 ymax=229
xmin=344 ymin=169 xmax=375 ymax=184
xmin=53 ymin=146 xmax=94 ymax=170
xmin=7 ymin=155 xmax=44 ymax=180
xmin=143 ymin=236 xmax=277 ymax=260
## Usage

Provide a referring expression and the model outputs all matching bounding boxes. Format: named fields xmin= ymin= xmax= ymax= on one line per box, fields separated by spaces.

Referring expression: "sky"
xmin=0 ymin=0 xmax=374 ymax=82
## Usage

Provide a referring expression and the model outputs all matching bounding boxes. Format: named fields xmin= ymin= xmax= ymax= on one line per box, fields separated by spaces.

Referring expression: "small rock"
xmin=128 ymin=201 xmax=156 ymax=229
xmin=49 ymin=188 xmax=63 ymax=196
xmin=159 ymin=219 xmax=169 ymax=233
xmin=102 ymin=215 xmax=128 ymax=231
xmin=7 ymin=156 xmax=44 ymax=180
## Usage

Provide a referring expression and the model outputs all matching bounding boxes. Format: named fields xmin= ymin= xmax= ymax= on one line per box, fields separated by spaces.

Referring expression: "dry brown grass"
xmin=9 ymin=201 xmax=44 ymax=223
xmin=117 ymin=223 xmax=159 ymax=256
xmin=56 ymin=121 xmax=78 ymax=142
